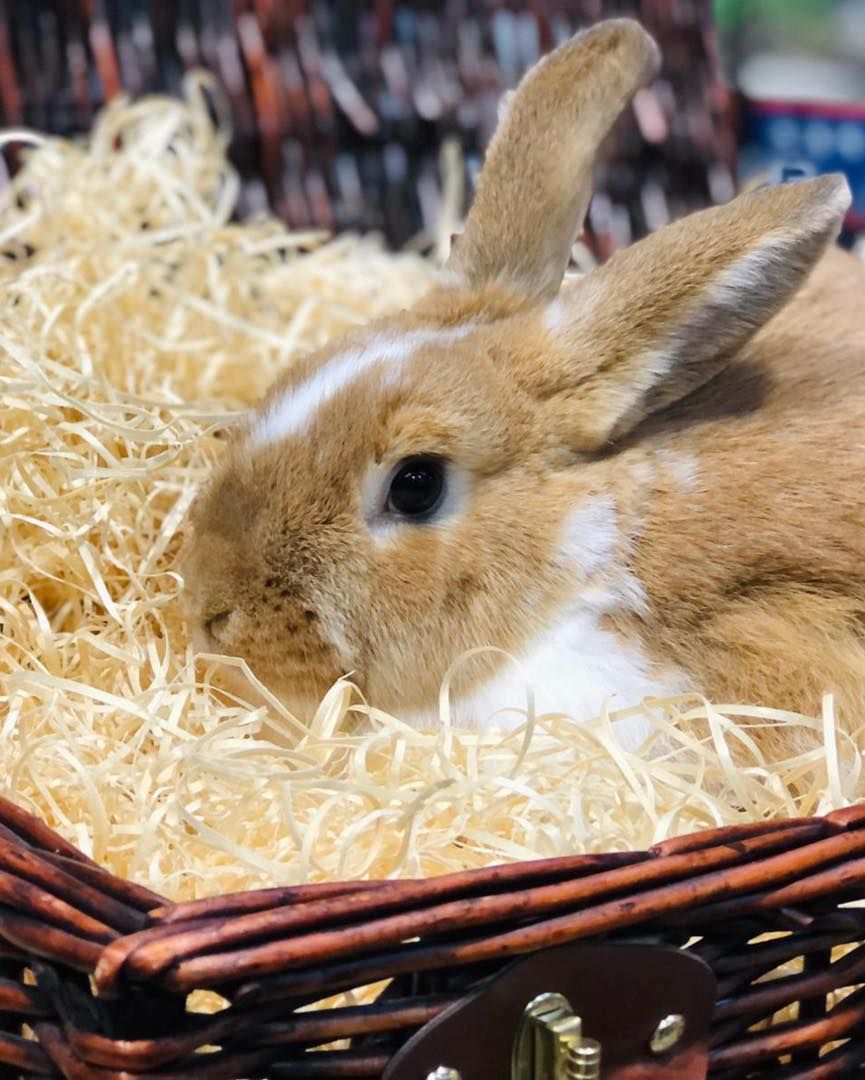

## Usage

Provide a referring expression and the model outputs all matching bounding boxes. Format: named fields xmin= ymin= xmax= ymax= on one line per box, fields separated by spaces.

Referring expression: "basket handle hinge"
xmin=510 ymin=992 xmax=601 ymax=1080
xmin=426 ymin=991 xmax=601 ymax=1080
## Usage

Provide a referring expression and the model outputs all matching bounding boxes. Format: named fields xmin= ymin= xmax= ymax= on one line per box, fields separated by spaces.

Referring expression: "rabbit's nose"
xmin=204 ymin=610 xmax=232 ymax=642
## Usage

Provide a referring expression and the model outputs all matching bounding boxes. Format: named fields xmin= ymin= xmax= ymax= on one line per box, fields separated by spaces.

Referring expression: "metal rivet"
xmin=649 ymin=1013 xmax=686 ymax=1054
xmin=426 ymin=1068 xmax=462 ymax=1080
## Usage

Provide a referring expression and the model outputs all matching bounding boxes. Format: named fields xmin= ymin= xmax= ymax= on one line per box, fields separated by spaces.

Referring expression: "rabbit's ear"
xmin=446 ymin=19 xmax=659 ymax=301
xmin=530 ymin=175 xmax=851 ymax=450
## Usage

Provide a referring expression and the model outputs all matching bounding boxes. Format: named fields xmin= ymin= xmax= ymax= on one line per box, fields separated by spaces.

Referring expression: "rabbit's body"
xmin=184 ymin=20 xmax=865 ymax=749
xmin=402 ymin=248 xmax=865 ymax=741
xmin=625 ymin=247 xmax=865 ymax=742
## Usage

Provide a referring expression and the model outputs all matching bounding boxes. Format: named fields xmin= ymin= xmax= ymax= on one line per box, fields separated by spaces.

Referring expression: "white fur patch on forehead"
xmin=250 ymin=325 xmax=476 ymax=447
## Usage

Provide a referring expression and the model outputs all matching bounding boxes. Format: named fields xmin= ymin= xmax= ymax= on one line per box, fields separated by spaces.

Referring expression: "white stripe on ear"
xmin=497 ymin=89 xmax=515 ymax=124
xmin=250 ymin=325 xmax=476 ymax=446
xmin=533 ymin=174 xmax=851 ymax=452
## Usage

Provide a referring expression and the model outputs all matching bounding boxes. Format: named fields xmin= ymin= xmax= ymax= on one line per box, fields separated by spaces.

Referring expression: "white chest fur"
xmin=403 ymin=611 xmax=686 ymax=750
xmin=402 ymin=496 xmax=689 ymax=749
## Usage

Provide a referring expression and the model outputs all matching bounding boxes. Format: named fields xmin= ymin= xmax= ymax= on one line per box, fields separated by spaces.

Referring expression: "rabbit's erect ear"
xmin=446 ymin=19 xmax=659 ymax=301
xmin=530 ymin=175 xmax=851 ymax=450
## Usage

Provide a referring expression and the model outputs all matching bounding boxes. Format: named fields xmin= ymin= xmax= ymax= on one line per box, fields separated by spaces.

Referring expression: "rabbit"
xmin=183 ymin=18 xmax=865 ymax=752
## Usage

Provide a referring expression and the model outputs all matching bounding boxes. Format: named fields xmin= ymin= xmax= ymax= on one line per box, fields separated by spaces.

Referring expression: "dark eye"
xmin=386 ymin=455 xmax=446 ymax=518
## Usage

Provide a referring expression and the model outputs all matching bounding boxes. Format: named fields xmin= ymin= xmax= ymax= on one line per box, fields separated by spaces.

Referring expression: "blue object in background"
xmin=741 ymin=99 xmax=865 ymax=233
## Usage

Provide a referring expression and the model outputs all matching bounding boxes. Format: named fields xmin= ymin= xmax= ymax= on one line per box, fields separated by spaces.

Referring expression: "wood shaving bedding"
xmin=0 ymin=78 xmax=862 ymax=907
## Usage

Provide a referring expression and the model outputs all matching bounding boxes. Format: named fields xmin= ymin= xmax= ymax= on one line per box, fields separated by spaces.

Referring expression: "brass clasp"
xmin=511 ymin=992 xmax=601 ymax=1080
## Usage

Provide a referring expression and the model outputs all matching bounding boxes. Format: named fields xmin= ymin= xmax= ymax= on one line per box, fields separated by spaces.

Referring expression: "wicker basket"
xmin=3 ymin=794 xmax=865 ymax=1077
xmin=1 ymin=5 xmax=862 ymax=1079
xmin=0 ymin=0 xmax=735 ymax=251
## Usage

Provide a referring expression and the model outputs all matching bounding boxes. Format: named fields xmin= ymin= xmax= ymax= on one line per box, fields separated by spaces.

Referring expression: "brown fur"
xmin=184 ymin=19 xmax=865 ymax=748
xmin=619 ymin=247 xmax=865 ymax=739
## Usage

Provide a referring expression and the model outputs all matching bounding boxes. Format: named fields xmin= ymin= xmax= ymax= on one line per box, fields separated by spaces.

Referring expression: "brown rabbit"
xmin=184 ymin=19 xmax=865 ymax=751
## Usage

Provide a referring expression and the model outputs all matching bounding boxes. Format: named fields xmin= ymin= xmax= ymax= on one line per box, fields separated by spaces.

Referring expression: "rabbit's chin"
xmin=194 ymin=650 xmax=331 ymax=733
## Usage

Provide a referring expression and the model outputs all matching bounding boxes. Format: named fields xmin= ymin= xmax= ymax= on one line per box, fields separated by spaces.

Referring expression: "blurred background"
xmin=0 ymin=0 xmax=862 ymax=255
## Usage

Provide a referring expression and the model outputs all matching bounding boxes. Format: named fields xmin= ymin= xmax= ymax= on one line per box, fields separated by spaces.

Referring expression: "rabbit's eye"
xmin=386 ymin=455 xmax=446 ymax=519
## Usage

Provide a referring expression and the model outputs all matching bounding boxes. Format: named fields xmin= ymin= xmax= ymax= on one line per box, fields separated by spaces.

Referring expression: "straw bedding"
xmin=0 ymin=79 xmax=863 ymax=909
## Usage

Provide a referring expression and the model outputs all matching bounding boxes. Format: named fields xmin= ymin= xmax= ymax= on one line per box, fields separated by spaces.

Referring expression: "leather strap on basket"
xmin=383 ymin=941 xmax=715 ymax=1080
